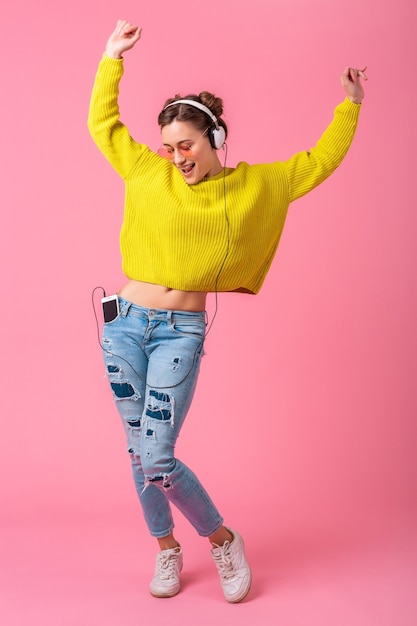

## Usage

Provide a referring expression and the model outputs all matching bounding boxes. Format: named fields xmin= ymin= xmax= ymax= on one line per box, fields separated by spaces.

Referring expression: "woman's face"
xmin=160 ymin=120 xmax=223 ymax=185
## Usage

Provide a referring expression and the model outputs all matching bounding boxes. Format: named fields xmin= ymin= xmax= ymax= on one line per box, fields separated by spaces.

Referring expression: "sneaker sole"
xmin=150 ymin=587 xmax=181 ymax=599
xmin=226 ymin=573 xmax=252 ymax=604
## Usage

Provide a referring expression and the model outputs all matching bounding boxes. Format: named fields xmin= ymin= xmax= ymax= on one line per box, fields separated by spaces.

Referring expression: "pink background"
xmin=1 ymin=0 xmax=416 ymax=624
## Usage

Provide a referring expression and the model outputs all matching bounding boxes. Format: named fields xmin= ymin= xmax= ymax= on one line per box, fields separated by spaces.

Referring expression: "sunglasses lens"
xmin=157 ymin=147 xmax=174 ymax=159
xmin=158 ymin=146 xmax=195 ymax=160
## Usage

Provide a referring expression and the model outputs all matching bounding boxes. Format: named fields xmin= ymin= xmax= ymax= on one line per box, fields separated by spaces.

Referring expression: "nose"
xmin=173 ymin=149 xmax=187 ymax=165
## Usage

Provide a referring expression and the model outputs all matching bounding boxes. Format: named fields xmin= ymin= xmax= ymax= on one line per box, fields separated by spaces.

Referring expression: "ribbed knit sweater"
xmin=88 ymin=55 xmax=361 ymax=294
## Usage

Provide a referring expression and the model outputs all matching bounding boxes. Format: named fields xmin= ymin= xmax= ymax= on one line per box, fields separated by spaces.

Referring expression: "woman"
xmin=88 ymin=19 xmax=366 ymax=603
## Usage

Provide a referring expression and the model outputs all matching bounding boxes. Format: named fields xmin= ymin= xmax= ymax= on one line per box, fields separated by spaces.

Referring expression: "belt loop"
xmin=120 ymin=299 xmax=132 ymax=318
xmin=167 ymin=310 xmax=173 ymax=323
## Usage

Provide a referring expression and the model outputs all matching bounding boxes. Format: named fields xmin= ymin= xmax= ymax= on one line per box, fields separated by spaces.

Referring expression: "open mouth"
xmin=180 ymin=163 xmax=195 ymax=176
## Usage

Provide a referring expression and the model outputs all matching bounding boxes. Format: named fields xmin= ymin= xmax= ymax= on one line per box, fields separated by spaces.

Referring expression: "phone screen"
xmin=102 ymin=297 xmax=119 ymax=323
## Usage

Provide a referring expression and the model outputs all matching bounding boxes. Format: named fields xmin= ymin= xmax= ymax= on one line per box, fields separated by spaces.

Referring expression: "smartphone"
xmin=101 ymin=294 xmax=120 ymax=323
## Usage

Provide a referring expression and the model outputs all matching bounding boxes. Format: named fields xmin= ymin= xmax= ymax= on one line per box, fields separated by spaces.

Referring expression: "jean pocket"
xmin=170 ymin=318 xmax=206 ymax=340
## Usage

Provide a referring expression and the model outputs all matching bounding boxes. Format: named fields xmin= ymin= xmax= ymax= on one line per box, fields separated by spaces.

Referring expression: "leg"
xmin=139 ymin=309 xmax=224 ymax=537
xmin=209 ymin=527 xmax=233 ymax=546
xmin=101 ymin=302 xmax=176 ymax=539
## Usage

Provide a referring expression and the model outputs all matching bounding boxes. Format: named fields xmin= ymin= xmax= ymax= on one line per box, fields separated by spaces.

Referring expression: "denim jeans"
xmin=101 ymin=297 xmax=224 ymax=538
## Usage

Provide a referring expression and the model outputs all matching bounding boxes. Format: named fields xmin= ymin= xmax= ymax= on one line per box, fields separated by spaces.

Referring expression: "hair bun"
xmin=198 ymin=91 xmax=224 ymax=118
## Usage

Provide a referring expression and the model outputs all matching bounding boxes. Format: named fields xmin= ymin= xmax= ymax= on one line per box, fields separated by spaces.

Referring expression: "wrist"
xmin=105 ymin=49 xmax=123 ymax=60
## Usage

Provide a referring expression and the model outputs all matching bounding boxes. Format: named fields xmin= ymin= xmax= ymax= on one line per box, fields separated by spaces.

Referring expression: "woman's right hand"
xmin=105 ymin=20 xmax=142 ymax=59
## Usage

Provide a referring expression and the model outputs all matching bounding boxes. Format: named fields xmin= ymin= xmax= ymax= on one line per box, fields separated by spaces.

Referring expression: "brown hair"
xmin=158 ymin=91 xmax=228 ymax=139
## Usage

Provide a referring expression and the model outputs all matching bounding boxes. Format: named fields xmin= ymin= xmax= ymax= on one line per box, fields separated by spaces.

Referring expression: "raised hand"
xmin=340 ymin=66 xmax=368 ymax=104
xmin=105 ymin=20 xmax=142 ymax=59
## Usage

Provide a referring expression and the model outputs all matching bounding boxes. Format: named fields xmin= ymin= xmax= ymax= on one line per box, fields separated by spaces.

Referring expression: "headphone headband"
xmin=164 ymin=99 xmax=219 ymax=129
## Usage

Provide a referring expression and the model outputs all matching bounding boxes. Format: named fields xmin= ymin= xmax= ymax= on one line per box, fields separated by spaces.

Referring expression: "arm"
xmin=285 ymin=66 xmax=367 ymax=202
xmin=87 ymin=20 xmax=145 ymax=178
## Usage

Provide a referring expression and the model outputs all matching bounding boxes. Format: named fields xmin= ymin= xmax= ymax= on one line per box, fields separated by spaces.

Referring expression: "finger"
xmin=116 ymin=20 xmax=136 ymax=37
xmin=350 ymin=67 xmax=365 ymax=83
xmin=123 ymin=23 xmax=137 ymax=34
xmin=357 ymin=66 xmax=368 ymax=80
xmin=122 ymin=23 xmax=140 ymax=39
xmin=344 ymin=67 xmax=356 ymax=83
xmin=130 ymin=26 xmax=142 ymax=41
xmin=342 ymin=67 xmax=356 ymax=83
xmin=115 ymin=19 xmax=128 ymax=35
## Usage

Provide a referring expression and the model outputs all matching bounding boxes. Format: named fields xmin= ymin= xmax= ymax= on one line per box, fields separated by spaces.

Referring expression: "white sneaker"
xmin=211 ymin=528 xmax=252 ymax=603
xmin=150 ymin=546 xmax=183 ymax=598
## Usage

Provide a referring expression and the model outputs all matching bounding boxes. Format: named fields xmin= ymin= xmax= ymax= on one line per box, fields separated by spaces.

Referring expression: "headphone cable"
xmin=205 ymin=142 xmax=230 ymax=337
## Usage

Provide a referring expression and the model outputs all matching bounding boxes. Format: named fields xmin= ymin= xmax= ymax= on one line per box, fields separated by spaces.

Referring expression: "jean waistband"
xmin=117 ymin=296 xmax=206 ymax=322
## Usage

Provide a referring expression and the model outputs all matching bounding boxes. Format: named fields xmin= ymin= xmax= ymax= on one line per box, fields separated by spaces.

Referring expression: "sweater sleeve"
xmin=284 ymin=98 xmax=361 ymax=203
xmin=87 ymin=54 xmax=147 ymax=179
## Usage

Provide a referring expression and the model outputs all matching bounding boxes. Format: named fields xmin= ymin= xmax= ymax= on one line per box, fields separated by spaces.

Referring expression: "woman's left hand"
xmin=341 ymin=66 xmax=368 ymax=104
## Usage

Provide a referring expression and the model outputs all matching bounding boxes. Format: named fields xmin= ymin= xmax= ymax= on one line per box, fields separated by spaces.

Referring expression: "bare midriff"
xmin=118 ymin=279 xmax=207 ymax=312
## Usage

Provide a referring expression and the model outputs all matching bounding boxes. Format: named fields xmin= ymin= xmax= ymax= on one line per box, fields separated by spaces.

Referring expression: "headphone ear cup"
xmin=209 ymin=126 xmax=226 ymax=150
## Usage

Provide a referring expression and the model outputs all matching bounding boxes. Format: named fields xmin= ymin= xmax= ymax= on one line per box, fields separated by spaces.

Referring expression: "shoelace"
xmin=157 ymin=551 xmax=180 ymax=580
xmin=212 ymin=541 xmax=236 ymax=580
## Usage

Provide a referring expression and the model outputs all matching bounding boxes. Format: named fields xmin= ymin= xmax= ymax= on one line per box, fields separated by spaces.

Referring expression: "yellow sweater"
xmin=88 ymin=55 xmax=361 ymax=294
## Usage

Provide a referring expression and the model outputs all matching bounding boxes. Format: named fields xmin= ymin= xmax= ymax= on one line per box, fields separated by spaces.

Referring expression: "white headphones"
xmin=163 ymin=99 xmax=226 ymax=150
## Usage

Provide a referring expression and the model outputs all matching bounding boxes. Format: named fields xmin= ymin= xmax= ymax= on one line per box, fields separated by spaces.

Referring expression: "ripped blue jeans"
xmin=102 ymin=297 xmax=224 ymax=538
